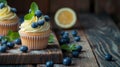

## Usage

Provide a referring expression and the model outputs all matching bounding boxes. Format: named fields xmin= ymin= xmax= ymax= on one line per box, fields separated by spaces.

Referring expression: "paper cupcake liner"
xmin=19 ymin=29 xmax=51 ymax=50
xmin=0 ymin=22 xmax=18 ymax=36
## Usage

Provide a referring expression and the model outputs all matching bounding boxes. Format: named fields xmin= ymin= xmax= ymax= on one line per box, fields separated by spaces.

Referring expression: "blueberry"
xmin=63 ymin=57 xmax=72 ymax=66
xmin=1 ymin=39 xmax=8 ymax=44
xmin=37 ymin=20 xmax=44 ymax=26
xmin=0 ymin=45 xmax=7 ymax=53
xmin=11 ymin=8 xmax=17 ymax=13
xmin=74 ymin=36 xmax=80 ymax=42
xmin=74 ymin=45 xmax=82 ymax=52
xmin=0 ymin=36 xmax=3 ymax=41
xmin=62 ymin=34 xmax=69 ymax=39
xmin=35 ymin=10 xmax=42 ymax=17
xmin=20 ymin=46 xmax=28 ymax=52
xmin=105 ymin=53 xmax=112 ymax=61
xmin=14 ymin=38 xmax=21 ymax=45
xmin=0 ymin=3 xmax=5 ymax=9
xmin=7 ymin=42 xmax=15 ymax=48
xmin=72 ymin=51 xmax=79 ymax=57
xmin=59 ymin=38 xmax=66 ymax=45
xmin=44 ymin=15 xmax=50 ymax=22
xmin=31 ymin=22 xmax=38 ymax=28
xmin=60 ymin=31 xmax=65 ymax=36
xmin=46 ymin=61 xmax=54 ymax=67
xmin=71 ymin=30 xmax=77 ymax=37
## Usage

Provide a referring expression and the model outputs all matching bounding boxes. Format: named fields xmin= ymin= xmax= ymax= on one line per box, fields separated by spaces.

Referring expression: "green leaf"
xmin=0 ymin=0 xmax=7 ymax=4
xmin=48 ymin=34 xmax=54 ymax=43
xmin=24 ymin=13 xmax=34 ymax=20
xmin=30 ymin=2 xmax=38 ymax=13
xmin=69 ymin=44 xmax=76 ymax=51
xmin=61 ymin=44 xmax=77 ymax=52
xmin=6 ymin=30 xmax=20 ymax=42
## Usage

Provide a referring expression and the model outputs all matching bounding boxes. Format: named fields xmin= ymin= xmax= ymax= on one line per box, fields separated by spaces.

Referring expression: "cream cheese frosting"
xmin=0 ymin=5 xmax=17 ymax=21
xmin=19 ymin=16 xmax=50 ymax=32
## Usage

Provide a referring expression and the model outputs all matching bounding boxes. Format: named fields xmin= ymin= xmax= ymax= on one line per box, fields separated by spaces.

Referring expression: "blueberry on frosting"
xmin=31 ymin=22 xmax=38 ymax=28
xmin=37 ymin=20 xmax=45 ymax=26
xmin=35 ymin=10 xmax=42 ymax=17
xmin=0 ymin=3 xmax=5 ymax=9
xmin=44 ymin=15 xmax=50 ymax=22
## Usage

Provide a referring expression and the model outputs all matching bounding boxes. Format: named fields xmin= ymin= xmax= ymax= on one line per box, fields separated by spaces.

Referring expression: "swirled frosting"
xmin=19 ymin=16 xmax=50 ymax=32
xmin=0 ymin=5 xmax=17 ymax=21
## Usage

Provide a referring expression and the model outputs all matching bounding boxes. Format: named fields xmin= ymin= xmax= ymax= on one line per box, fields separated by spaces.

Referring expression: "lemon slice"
xmin=54 ymin=8 xmax=77 ymax=29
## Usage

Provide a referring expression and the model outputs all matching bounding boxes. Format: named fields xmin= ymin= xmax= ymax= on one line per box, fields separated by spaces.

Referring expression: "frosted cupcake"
xmin=0 ymin=1 xmax=19 ymax=35
xmin=19 ymin=2 xmax=51 ymax=50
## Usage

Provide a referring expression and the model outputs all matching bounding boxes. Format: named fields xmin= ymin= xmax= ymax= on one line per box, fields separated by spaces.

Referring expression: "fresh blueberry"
xmin=74 ymin=45 xmax=82 ymax=52
xmin=35 ymin=10 xmax=42 ymax=17
xmin=60 ymin=31 xmax=65 ymax=36
xmin=7 ymin=42 xmax=15 ymax=48
xmin=14 ymin=38 xmax=21 ymax=45
xmin=105 ymin=53 xmax=112 ymax=61
xmin=11 ymin=8 xmax=17 ymax=13
xmin=0 ymin=3 xmax=5 ymax=9
xmin=37 ymin=20 xmax=44 ymax=26
xmin=74 ymin=36 xmax=80 ymax=42
xmin=1 ymin=39 xmax=8 ymax=44
xmin=71 ymin=30 xmax=77 ymax=37
xmin=46 ymin=61 xmax=54 ymax=67
xmin=20 ymin=46 xmax=28 ymax=52
xmin=31 ymin=22 xmax=38 ymax=28
xmin=0 ymin=45 xmax=7 ymax=53
xmin=59 ymin=38 xmax=66 ymax=45
xmin=0 ymin=36 xmax=3 ymax=41
xmin=44 ymin=15 xmax=50 ymax=22
xmin=72 ymin=51 xmax=79 ymax=57
xmin=63 ymin=57 xmax=72 ymax=66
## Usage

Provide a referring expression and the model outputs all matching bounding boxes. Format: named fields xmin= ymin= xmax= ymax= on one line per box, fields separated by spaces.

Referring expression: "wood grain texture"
xmin=37 ymin=29 xmax=98 ymax=67
xmin=0 ymin=65 xmax=33 ymax=67
xmin=80 ymin=14 xmax=120 ymax=67
xmin=0 ymin=33 xmax=63 ymax=64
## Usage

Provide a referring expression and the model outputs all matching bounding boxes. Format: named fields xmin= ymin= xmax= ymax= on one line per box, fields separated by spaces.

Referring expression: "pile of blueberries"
xmin=60 ymin=30 xmax=82 ymax=65
xmin=0 ymin=2 xmax=17 ymax=13
xmin=30 ymin=10 xmax=50 ymax=28
xmin=0 ymin=36 xmax=28 ymax=53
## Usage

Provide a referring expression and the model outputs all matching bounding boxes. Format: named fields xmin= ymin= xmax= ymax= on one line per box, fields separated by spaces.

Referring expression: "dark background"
xmin=7 ymin=0 xmax=120 ymax=28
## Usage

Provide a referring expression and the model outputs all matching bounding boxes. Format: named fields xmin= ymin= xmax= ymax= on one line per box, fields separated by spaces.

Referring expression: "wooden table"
xmin=0 ymin=14 xmax=120 ymax=67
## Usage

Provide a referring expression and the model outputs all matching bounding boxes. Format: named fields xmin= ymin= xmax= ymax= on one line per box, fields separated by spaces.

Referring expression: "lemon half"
xmin=54 ymin=8 xmax=77 ymax=29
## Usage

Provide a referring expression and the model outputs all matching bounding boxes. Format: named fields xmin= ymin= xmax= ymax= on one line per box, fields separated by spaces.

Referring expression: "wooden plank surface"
xmin=37 ymin=29 xmax=98 ymax=67
xmin=0 ymin=33 xmax=63 ymax=64
xmin=80 ymin=14 xmax=120 ymax=67
xmin=0 ymin=65 xmax=34 ymax=67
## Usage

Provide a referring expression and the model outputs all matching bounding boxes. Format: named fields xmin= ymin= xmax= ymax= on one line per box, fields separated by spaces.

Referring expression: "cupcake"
xmin=0 ymin=1 xmax=19 ymax=35
xmin=19 ymin=2 xmax=51 ymax=50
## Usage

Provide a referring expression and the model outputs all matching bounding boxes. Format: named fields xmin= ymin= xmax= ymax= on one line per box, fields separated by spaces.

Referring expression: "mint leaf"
xmin=48 ymin=34 xmax=54 ymax=43
xmin=69 ymin=44 xmax=76 ymax=51
xmin=30 ymin=2 xmax=38 ymax=13
xmin=61 ymin=44 xmax=77 ymax=52
xmin=0 ymin=0 xmax=7 ymax=4
xmin=6 ymin=30 xmax=20 ymax=42
xmin=24 ymin=13 xmax=34 ymax=20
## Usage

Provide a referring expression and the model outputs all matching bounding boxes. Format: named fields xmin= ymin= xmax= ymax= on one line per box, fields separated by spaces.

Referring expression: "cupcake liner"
xmin=0 ymin=22 xmax=18 ymax=36
xmin=19 ymin=29 xmax=51 ymax=50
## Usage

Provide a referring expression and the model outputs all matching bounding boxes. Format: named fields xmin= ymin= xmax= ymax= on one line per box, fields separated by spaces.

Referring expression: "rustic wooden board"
xmin=0 ymin=65 xmax=33 ymax=67
xmin=0 ymin=33 xmax=63 ymax=64
xmin=37 ymin=29 xmax=98 ymax=67
xmin=80 ymin=14 xmax=120 ymax=67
